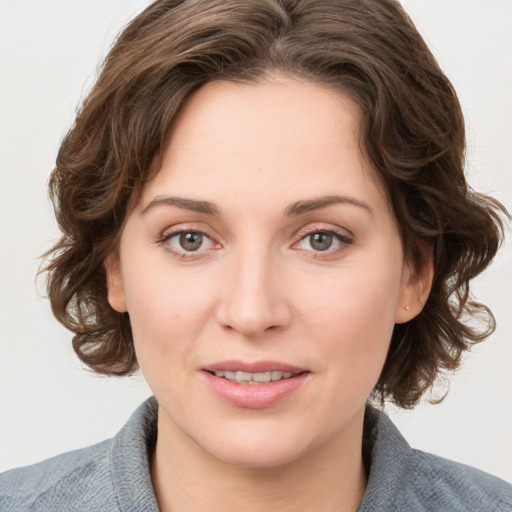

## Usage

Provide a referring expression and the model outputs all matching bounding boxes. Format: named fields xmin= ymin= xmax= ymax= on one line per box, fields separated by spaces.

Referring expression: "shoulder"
xmin=405 ymin=449 xmax=512 ymax=511
xmin=0 ymin=439 xmax=120 ymax=512
xmin=0 ymin=397 xmax=159 ymax=512
xmin=361 ymin=407 xmax=512 ymax=512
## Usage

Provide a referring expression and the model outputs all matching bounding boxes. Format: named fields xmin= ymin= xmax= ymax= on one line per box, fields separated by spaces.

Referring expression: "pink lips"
xmin=202 ymin=360 xmax=310 ymax=409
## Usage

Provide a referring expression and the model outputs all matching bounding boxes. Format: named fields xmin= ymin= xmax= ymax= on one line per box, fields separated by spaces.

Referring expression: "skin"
xmin=106 ymin=76 xmax=432 ymax=512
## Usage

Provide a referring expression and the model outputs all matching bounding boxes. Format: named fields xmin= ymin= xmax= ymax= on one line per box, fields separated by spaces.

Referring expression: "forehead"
xmin=141 ymin=76 xmax=388 ymax=214
xmin=167 ymin=76 xmax=363 ymax=164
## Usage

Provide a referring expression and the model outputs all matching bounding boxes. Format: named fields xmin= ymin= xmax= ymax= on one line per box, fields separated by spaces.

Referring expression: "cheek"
xmin=304 ymin=262 xmax=402 ymax=333
xmin=121 ymin=266 xmax=216 ymax=364
xmin=299 ymin=261 xmax=403 ymax=378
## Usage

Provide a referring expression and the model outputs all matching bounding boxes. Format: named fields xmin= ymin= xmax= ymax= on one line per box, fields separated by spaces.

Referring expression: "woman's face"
xmin=107 ymin=77 xmax=425 ymax=468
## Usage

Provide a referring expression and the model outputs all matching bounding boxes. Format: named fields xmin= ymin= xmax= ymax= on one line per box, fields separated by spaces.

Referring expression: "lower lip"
xmin=203 ymin=371 xmax=310 ymax=409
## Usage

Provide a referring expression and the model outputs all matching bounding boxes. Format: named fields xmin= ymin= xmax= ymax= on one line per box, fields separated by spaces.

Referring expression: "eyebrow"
xmin=142 ymin=196 xmax=221 ymax=216
xmin=141 ymin=194 xmax=374 ymax=217
xmin=285 ymin=195 xmax=374 ymax=217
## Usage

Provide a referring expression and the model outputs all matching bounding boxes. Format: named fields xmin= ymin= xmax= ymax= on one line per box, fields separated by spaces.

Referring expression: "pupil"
xmin=311 ymin=233 xmax=332 ymax=251
xmin=180 ymin=232 xmax=202 ymax=251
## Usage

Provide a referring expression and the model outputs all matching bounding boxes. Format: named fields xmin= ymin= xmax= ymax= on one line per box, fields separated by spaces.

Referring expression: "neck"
xmin=151 ymin=407 xmax=367 ymax=512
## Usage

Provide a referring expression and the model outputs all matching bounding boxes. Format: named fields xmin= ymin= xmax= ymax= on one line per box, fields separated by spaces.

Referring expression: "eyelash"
xmin=156 ymin=226 xmax=354 ymax=260
xmin=156 ymin=229 xmax=216 ymax=260
xmin=293 ymin=227 xmax=354 ymax=257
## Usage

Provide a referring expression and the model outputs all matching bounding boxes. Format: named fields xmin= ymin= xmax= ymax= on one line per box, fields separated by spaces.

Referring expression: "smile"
xmin=211 ymin=370 xmax=295 ymax=384
xmin=203 ymin=362 xmax=310 ymax=408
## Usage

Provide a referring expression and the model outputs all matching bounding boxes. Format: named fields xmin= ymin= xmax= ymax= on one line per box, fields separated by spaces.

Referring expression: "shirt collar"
xmin=109 ymin=397 xmax=413 ymax=512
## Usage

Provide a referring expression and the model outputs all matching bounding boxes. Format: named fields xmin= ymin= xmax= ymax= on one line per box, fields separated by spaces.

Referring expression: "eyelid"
xmin=158 ymin=221 xmax=217 ymax=240
xmin=292 ymin=224 xmax=354 ymax=256
xmin=295 ymin=223 xmax=354 ymax=242
xmin=156 ymin=223 xmax=221 ymax=258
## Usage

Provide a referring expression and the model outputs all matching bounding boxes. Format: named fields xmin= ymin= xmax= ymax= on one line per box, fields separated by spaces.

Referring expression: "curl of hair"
xmin=42 ymin=0 xmax=508 ymax=405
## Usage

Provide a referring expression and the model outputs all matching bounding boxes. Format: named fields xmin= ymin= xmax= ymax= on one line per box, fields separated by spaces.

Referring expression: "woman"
xmin=1 ymin=0 xmax=510 ymax=510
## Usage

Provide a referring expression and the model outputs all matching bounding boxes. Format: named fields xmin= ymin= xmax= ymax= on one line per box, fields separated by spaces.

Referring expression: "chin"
xmin=197 ymin=421 xmax=320 ymax=469
xmin=212 ymin=440 xmax=309 ymax=469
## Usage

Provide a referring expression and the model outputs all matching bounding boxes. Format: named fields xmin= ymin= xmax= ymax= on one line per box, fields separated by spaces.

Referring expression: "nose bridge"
xmin=217 ymin=240 xmax=289 ymax=338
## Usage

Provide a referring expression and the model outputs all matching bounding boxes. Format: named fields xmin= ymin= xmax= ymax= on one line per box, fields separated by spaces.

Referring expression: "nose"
xmin=216 ymin=244 xmax=292 ymax=339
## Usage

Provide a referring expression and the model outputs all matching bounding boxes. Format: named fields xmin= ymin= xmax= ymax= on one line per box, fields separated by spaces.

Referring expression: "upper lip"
xmin=202 ymin=360 xmax=307 ymax=374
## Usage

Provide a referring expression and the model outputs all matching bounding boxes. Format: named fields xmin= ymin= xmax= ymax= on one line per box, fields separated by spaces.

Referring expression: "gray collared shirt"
xmin=1 ymin=397 xmax=511 ymax=511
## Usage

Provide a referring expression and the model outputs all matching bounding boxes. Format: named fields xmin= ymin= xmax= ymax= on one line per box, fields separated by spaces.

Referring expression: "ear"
xmin=104 ymin=252 xmax=127 ymax=313
xmin=394 ymin=241 xmax=434 ymax=324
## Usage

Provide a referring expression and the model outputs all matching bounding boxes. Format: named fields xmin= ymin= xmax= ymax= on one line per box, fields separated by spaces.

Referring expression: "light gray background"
xmin=0 ymin=1 xmax=510 ymax=481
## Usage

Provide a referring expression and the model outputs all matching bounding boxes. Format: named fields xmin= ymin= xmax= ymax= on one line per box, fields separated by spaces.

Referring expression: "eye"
xmin=160 ymin=230 xmax=215 ymax=255
xmin=295 ymin=228 xmax=353 ymax=255
xmin=306 ymin=232 xmax=335 ymax=251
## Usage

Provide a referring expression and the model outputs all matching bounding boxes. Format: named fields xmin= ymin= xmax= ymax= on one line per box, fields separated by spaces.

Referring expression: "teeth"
xmin=213 ymin=370 xmax=294 ymax=383
xmin=272 ymin=371 xmax=293 ymax=381
xmin=253 ymin=372 xmax=272 ymax=383
xmin=235 ymin=371 xmax=252 ymax=383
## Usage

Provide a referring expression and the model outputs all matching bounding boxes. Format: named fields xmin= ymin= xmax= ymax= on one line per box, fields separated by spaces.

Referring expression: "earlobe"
xmin=104 ymin=252 xmax=127 ymax=313
xmin=395 ymin=243 xmax=434 ymax=324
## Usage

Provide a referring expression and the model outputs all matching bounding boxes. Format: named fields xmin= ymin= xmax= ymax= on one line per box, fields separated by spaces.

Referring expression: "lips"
xmin=203 ymin=360 xmax=305 ymax=374
xmin=202 ymin=360 xmax=310 ymax=408
xmin=210 ymin=370 xmax=295 ymax=384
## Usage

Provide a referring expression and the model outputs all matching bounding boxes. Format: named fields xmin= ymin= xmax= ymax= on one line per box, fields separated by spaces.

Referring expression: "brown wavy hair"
xmin=43 ymin=0 xmax=507 ymax=407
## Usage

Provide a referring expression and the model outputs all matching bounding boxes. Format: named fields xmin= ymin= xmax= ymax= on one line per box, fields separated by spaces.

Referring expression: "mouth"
xmin=206 ymin=370 xmax=298 ymax=385
xmin=202 ymin=360 xmax=308 ymax=384
xmin=202 ymin=360 xmax=310 ymax=408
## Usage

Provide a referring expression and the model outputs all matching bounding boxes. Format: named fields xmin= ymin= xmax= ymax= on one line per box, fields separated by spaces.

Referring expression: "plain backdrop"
xmin=0 ymin=0 xmax=511 ymax=482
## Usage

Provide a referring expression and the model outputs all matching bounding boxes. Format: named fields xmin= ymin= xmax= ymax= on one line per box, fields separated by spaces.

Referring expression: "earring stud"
xmin=405 ymin=306 xmax=412 ymax=311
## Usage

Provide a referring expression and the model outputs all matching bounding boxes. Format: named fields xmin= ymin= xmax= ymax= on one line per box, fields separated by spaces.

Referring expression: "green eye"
xmin=162 ymin=230 xmax=214 ymax=254
xmin=297 ymin=229 xmax=353 ymax=255
xmin=179 ymin=232 xmax=204 ymax=251
xmin=309 ymin=233 xmax=333 ymax=251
